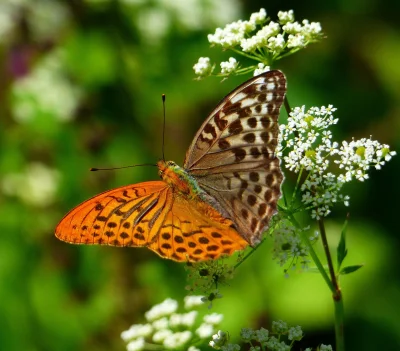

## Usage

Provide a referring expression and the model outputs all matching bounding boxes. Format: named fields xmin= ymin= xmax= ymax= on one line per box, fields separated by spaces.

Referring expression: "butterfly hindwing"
xmin=184 ymin=70 xmax=286 ymax=244
xmin=148 ymin=194 xmax=247 ymax=261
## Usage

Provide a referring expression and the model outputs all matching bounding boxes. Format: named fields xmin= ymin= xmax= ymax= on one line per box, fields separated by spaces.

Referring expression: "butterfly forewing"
xmin=56 ymin=181 xmax=171 ymax=247
xmin=184 ymin=70 xmax=286 ymax=245
xmin=56 ymin=178 xmax=247 ymax=262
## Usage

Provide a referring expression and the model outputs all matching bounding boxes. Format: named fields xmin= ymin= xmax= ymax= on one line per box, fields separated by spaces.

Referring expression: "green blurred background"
xmin=0 ymin=0 xmax=399 ymax=350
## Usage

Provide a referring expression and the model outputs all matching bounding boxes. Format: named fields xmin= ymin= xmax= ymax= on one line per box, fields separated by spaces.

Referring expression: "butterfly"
xmin=56 ymin=70 xmax=286 ymax=262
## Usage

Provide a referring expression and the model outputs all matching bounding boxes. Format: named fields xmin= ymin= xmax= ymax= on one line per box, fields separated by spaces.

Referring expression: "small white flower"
xmin=282 ymin=21 xmax=302 ymax=34
xmin=249 ymin=8 xmax=267 ymax=25
xmin=188 ymin=346 xmax=201 ymax=351
xmin=145 ymin=298 xmax=178 ymax=322
xmin=193 ymin=57 xmax=213 ymax=76
xmin=209 ymin=330 xmax=229 ymax=348
xmin=152 ymin=317 xmax=168 ymax=330
xmin=287 ymin=34 xmax=306 ymax=48
xmin=302 ymin=20 xmax=322 ymax=36
xmin=240 ymin=36 xmax=259 ymax=52
xmin=121 ymin=324 xmax=153 ymax=341
xmin=319 ymin=345 xmax=333 ymax=351
xmin=126 ymin=337 xmax=145 ymax=351
xmin=254 ymin=327 xmax=269 ymax=342
xmin=267 ymin=34 xmax=285 ymax=54
xmin=153 ymin=329 xmax=173 ymax=343
xmin=288 ymin=325 xmax=303 ymax=340
xmin=265 ymin=336 xmax=280 ymax=349
xmin=220 ymin=57 xmax=238 ymax=74
xmin=196 ymin=323 xmax=215 ymax=338
xmin=184 ymin=295 xmax=205 ymax=309
xmin=278 ymin=10 xmax=295 ymax=24
xmin=204 ymin=313 xmax=224 ymax=325
xmin=254 ymin=63 xmax=270 ymax=76
xmin=163 ymin=331 xmax=192 ymax=349
xmin=240 ymin=327 xmax=254 ymax=341
xmin=241 ymin=21 xmax=280 ymax=52
xmin=169 ymin=311 xmax=198 ymax=327
xmin=272 ymin=320 xmax=288 ymax=333
xmin=208 ymin=21 xmax=248 ymax=48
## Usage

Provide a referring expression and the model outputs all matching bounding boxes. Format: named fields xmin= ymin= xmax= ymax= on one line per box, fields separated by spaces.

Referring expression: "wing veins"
xmin=134 ymin=197 xmax=159 ymax=225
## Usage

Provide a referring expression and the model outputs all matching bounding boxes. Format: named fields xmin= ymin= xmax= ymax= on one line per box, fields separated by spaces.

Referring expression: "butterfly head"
xmin=157 ymin=160 xmax=177 ymax=178
xmin=157 ymin=160 xmax=202 ymax=198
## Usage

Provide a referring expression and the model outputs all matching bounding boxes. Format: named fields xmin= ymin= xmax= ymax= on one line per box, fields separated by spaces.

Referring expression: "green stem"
xmin=290 ymin=166 xmax=304 ymax=206
xmin=234 ymin=237 xmax=267 ymax=269
xmin=317 ymin=219 xmax=339 ymax=293
xmin=284 ymin=95 xmax=291 ymax=116
xmin=282 ymin=97 xmax=345 ymax=349
xmin=318 ymin=219 xmax=345 ymax=351
xmin=288 ymin=214 xmax=333 ymax=291
xmin=334 ymin=292 xmax=345 ymax=351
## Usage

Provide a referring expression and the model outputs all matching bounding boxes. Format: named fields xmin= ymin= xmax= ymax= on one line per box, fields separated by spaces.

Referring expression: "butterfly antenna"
xmin=90 ymin=164 xmax=157 ymax=171
xmin=162 ymin=94 xmax=166 ymax=161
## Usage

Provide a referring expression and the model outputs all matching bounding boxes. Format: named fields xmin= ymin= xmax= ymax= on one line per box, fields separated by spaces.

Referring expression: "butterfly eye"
xmin=159 ymin=170 xmax=164 ymax=178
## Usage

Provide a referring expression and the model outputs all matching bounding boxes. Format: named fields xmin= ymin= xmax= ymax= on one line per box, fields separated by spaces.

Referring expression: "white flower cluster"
xmin=278 ymin=105 xmax=395 ymax=219
xmin=193 ymin=57 xmax=214 ymax=77
xmin=194 ymin=9 xmax=323 ymax=77
xmin=121 ymin=297 xmax=223 ymax=351
xmin=12 ymin=50 xmax=82 ymax=123
xmin=210 ymin=321 xmax=309 ymax=351
xmin=112 ymin=0 xmax=242 ymax=44
xmin=272 ymin=219 xmax=313 ymax=270
xmin=253 ymin=63 xmax=270 ymax=76
xmin=220 ymin=57 xmax=238 ymax=75
xmin=1 ymin=162 xmax=60 ymax=207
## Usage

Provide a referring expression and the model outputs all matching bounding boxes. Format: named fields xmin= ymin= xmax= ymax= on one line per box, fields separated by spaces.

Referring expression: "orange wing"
xmin=56 ymin=181 xmax=170 ymax=248
xmin=56 ymin=181 xmax=247 ymax=262
xmin=148 ymin=194 xmax=248 ymax=261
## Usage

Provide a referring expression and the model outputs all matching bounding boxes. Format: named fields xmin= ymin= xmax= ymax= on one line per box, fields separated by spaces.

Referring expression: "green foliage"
xmin=336 ymin=216 xmax=348 ymax=272
xmin=339 ymin=265 xmax=364 ymax=275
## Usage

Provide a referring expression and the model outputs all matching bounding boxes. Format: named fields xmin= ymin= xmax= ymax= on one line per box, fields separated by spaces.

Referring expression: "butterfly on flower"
xmin=56 ymin=70 xmax=287 ymax=262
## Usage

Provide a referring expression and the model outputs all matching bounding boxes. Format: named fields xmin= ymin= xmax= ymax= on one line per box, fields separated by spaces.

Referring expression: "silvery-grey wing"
xmin=184 ymin=70 xmax=286 ymax=245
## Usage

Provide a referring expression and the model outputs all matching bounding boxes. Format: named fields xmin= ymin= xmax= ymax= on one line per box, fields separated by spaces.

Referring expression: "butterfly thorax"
xmin=158 ymin=160 xmax=201 ymax=199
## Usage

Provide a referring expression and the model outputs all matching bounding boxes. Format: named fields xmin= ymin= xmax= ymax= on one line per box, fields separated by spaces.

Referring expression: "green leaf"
xmin=337 ymin=214 xmax=349 ymax=270
xmin=339 ymin=264 xmax=364 ymax=275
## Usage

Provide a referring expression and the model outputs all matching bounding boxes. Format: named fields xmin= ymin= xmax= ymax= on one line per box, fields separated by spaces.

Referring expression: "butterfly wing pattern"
xmin=56 ymin=179 xmax=247 ymax=261
xmin=56 ymin=70 xmax=286 ymax=261
xmin=184 ymin=70 xmax=286 ymax=246
xmin=56 ymin=182 xmax=170 ymax=247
